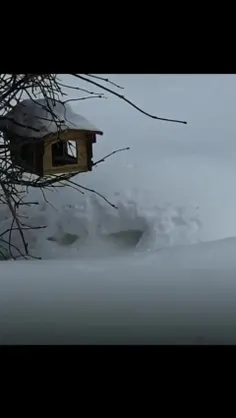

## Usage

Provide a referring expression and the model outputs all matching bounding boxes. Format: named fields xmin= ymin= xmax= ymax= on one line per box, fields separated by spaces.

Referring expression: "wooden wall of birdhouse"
xmin=6 ymin=129 xmax=101 ymax=177
xmin=42 ymin=130 xmax=95 ymax=176
xmin=7 ymin=132 xmax=43 ymax=175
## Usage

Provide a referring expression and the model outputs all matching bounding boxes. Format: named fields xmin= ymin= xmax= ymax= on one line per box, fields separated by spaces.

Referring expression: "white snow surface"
xmin=0 ymin=188 xmax=201 ymax=260
xmin=1 ymin=237 xmax=236 ymax=344
xmin=1 ymin=98 xmax=102 ymax=138
xmin=1 ymin=74 xmax=236 ymax=344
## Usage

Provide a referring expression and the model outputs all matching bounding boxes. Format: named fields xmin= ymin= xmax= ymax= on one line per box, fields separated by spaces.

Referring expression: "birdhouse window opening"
xmin=51 ymin=140 xmax=78 ymax=167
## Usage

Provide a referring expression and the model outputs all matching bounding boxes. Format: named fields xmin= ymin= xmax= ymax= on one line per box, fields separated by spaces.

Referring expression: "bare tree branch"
xmin=72 ymin=74 xmax=187 ymax=125
xmin=93 ymin=147 xmax=130 ymax=167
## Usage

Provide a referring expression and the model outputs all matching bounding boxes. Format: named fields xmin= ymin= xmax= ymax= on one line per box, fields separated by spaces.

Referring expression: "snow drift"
xmin=0 ymin=187 xmax=201 ymax=260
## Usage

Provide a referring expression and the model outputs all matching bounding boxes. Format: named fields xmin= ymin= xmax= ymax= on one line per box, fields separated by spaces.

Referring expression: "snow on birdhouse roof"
xmin=0 ymin=98 xmax=103 ymax=139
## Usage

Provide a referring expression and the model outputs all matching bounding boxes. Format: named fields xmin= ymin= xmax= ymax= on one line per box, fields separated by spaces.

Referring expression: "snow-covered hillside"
xmin=1 ymin=74 xmax=236 ymax=344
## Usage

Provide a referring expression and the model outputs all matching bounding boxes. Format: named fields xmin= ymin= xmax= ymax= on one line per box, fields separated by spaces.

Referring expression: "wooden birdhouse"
xmin=1 ymin=99 xmax=103 ymax=177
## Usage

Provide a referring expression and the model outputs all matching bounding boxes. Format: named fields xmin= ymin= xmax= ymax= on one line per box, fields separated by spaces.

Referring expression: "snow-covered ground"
xmin=2 ymin=74 xmax=236 ymax=344
xmin=2 ymin=237 xmax=236 ymax=344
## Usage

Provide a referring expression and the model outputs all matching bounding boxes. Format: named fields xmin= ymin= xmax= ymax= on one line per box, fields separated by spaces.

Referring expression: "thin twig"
xmin=93 ymin=147 xmax=130 ymax=167
xmin=85 ymin=74 xmax=124 ymax=90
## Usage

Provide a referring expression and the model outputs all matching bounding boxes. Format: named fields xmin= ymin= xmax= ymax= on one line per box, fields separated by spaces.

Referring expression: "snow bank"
xmin=0 ymin=187 xmax=201 ymax=260
xmin=1 ymin=237 xmax=236 ymax=344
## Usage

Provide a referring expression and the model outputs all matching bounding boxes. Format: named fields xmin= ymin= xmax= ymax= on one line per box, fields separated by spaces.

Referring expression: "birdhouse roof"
xmin=0 ymin=98 xmax=103 ymax=139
